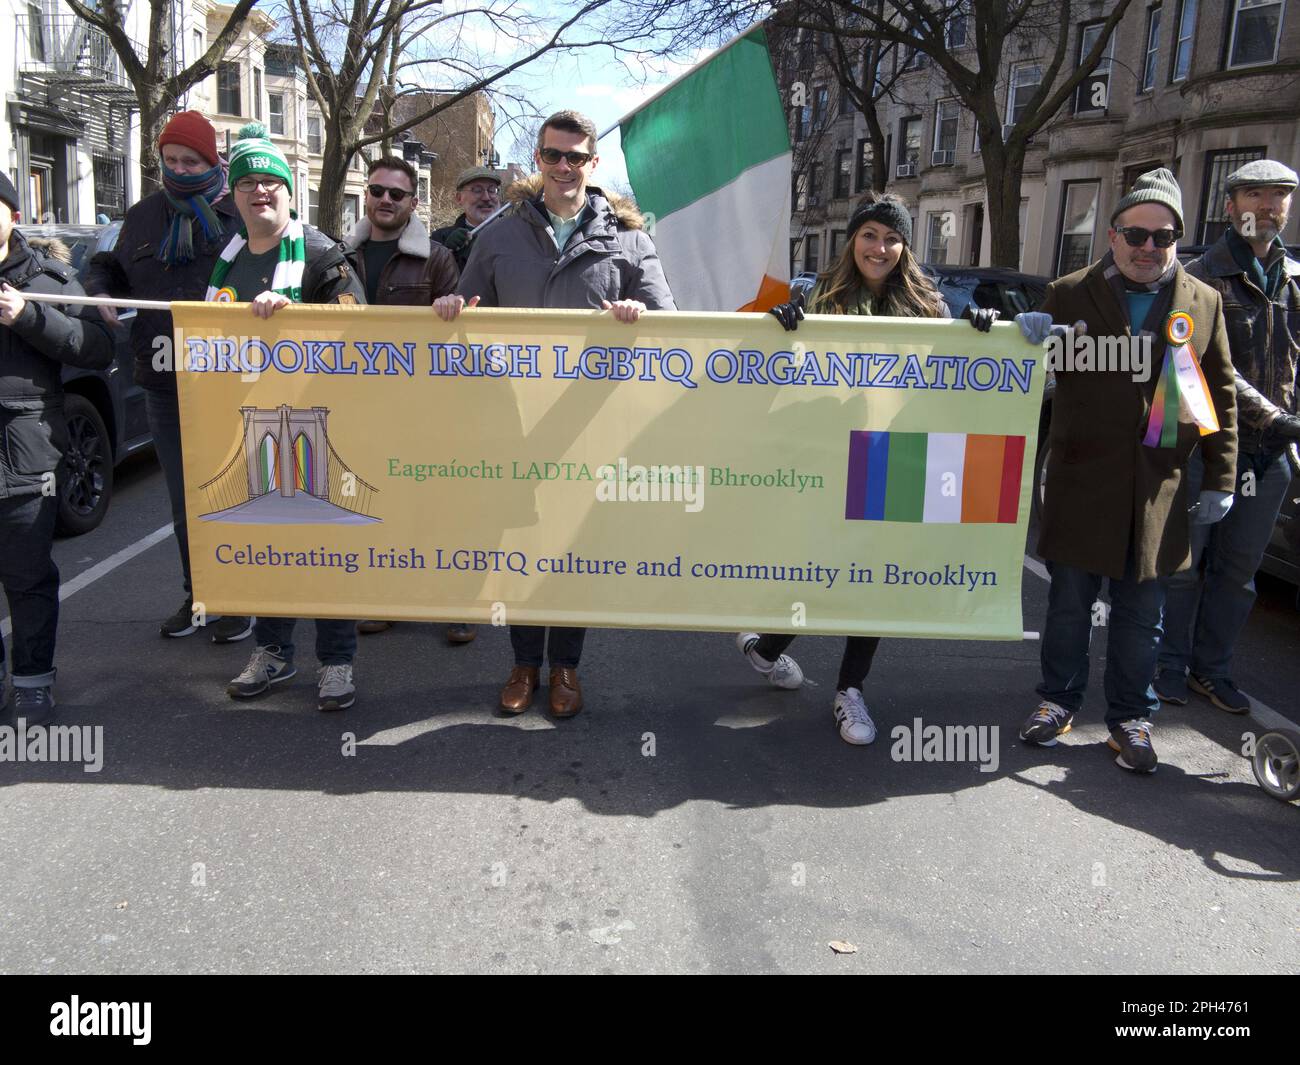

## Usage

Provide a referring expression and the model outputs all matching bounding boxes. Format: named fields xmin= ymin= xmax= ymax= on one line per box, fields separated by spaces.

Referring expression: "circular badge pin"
xmin=213 ymin=287 xmax=237 ymax=303
xmin=1165 ymin=311 xmax=1193 ymax=345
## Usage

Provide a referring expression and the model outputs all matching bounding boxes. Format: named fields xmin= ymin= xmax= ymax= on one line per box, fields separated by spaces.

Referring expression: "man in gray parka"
xmin=434 ymin=108 xmax=676 ymax=719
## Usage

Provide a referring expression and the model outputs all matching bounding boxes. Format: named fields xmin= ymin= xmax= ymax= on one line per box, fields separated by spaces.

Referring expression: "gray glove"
xmin=1016 ymin=312 xmax=1054 ymax=345
xmin=1190 ymin=489 xmax=1233 ymax=525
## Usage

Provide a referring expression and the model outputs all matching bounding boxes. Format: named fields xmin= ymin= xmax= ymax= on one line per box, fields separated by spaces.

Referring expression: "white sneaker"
xmin=317 ymin=664 xmax=355 ymax=711
xmin=735 ymin=632 xmax=803 ymax=689
xmin=833 ymin=688 xmax=876 ymax=745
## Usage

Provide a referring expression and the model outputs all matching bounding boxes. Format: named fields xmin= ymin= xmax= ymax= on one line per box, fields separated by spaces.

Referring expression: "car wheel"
xmin=56 ymin=393 xmax=113 ymax=536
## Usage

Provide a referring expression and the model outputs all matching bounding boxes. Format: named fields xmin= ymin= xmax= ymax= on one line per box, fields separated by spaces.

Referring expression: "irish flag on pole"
xmin=619 ymin=28 xmax=791 ymax=312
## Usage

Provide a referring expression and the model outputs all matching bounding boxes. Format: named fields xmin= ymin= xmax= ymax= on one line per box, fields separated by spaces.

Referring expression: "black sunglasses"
xmin=538 ymin=147 xmax=594 ymax=167
xmin=1115 ymin=225 xmax=1181 ymax=248
xmin=367 ymin=183 xmax=411 ymax=202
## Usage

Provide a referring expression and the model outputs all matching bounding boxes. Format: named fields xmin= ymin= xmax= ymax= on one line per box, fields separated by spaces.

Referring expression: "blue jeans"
xmin=0 ymin=493 xmax=60 ymax=685
xmin=254 ymin=617 xmax=357 ymax=666
xmin=509 ymin=625 xmax=585 ymax=668
xmin=144 ymin=386 xmax=190 ymax=595
xmin=1037 ymin=556 xmax=1165 ymax=729
xmin=1160 ymin=447 xmax=1292 ymax=680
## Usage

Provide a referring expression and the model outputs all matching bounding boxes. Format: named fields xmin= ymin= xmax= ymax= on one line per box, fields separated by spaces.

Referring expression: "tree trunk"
xmin=982 ymin=142 xmax=1027 ymax=269
xmin=315 ymin=135 xmax=351 ymax=240
xmin=137 ymin=95 xmax=171 ymax=198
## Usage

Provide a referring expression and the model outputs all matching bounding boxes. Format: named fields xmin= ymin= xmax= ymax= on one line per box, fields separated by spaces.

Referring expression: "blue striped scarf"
xmin=159 ymin=163 xmax=227 ymax=266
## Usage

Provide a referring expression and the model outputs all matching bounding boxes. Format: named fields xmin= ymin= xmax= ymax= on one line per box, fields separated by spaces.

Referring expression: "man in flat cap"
xmin=431 ymin=166 xmax=502 ymax=271
xmin=1156 ymin=159 xmax=1299 ymax=714
xmin=1017 ymin=167 xmax=1237 ymax=773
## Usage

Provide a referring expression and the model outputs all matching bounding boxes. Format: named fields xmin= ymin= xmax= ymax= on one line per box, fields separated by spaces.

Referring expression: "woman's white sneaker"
xmin=735 ymin=632 xmax=804 ymax=689
xmin=833 ymin=688 xmax=877 ymax=745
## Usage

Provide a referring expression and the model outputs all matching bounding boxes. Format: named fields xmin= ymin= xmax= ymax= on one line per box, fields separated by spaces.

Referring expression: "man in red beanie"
xmin=84 ymin=111 xmax=251 ymax=643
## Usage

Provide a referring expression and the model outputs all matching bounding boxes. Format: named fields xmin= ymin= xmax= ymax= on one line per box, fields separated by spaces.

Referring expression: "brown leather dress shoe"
xmin=358 ymin=620 xmax=393 ymax=634
xmin=500 ymin=666 xmax=539 ymax=713
xmin=446 ymin=624 xmax=478 ymax=644
xmin=548 ymin=667 xmax=583 ymax=717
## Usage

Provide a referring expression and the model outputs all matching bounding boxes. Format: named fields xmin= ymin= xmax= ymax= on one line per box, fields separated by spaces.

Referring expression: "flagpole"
xmin=18 ymin=292 xmax=172 ymax=309
xmin=597 ymin=22 xmax=766 ymax=140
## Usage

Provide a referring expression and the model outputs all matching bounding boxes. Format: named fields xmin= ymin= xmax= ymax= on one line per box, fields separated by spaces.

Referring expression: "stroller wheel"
xmin=1252 ymin=729 xmax=1300 ymax=802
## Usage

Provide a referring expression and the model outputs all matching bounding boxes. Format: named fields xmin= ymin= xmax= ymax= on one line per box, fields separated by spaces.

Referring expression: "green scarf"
xmin=206 ymin=216 xmax=306 ymax=302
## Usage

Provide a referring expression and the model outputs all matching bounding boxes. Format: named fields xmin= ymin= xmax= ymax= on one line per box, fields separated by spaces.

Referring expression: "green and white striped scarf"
xmin=206 ymin=216 xmax=306 ymax=302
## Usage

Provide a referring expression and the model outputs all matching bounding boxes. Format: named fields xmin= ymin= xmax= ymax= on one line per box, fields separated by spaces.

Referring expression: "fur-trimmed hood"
xmin=503 ymin=173 xmax=645 ymax=231
xmin=343 ymin=213 xmax=432 ymax=258
xmin=27 ymin=237 xmax=72 ymax=263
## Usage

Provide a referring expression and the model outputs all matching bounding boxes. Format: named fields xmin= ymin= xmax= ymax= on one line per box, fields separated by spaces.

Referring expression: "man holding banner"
xmin=435 ymin=108 xmax=675 ymax=718
xmin=211 ymin=124 xmax=369 ymax=712
xmin=1019 ymin=169 xmax=1237 ymax=773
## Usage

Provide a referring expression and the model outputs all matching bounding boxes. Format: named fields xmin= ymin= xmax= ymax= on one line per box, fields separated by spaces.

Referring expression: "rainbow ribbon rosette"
xmin=1142 ymin=311 xmax=1220 ymax=448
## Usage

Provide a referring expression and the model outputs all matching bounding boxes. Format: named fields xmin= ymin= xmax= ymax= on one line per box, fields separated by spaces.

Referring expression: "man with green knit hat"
xmin=213 ymin=123 xmax=369 ymax=713
xmin=1013 ymin=166 xmax=1238 ymax=774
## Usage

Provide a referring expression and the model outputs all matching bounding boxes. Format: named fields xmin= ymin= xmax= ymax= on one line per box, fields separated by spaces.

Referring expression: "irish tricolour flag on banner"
xmin=619 ymin=28 xmax=791 ymax=312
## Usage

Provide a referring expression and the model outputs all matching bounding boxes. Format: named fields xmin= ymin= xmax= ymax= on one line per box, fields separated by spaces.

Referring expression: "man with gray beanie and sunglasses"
xmin=1015 ymin=167 xmax=1237 ymax=773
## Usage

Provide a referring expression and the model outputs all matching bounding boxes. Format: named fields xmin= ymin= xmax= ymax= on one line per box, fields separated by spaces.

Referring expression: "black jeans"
xmin=755 ymin=632 xmax=882 ymax=692
xmin=0 ymin=493 xmax=60 ymax=684
xmin=144 ymin=385 xmax=190 ymax=596
xmin=253 ymin=617 xmax=357 ymax=666
xmin=509 ymin=625 xmax=585 ymax=668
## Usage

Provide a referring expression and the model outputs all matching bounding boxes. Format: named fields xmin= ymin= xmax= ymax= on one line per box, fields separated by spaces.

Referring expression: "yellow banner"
xmin=172 ymin=304 xmax=1044 ymax=639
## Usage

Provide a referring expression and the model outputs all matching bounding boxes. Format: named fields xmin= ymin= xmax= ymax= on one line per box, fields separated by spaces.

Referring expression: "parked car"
xmin=17 ymin=222 xmax=152 ymax=535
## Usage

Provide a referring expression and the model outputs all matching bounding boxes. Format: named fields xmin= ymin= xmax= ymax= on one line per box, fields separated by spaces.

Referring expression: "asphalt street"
xmin=1 ymin=450 xmax=1298 ymax=974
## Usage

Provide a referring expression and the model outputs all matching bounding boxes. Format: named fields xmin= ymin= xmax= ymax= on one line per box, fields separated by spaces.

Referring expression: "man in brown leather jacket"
xmin=1156 ymin=159 xmax=1299 ymax=714
xmin=343 ymin=155 xmax=472 ymax=643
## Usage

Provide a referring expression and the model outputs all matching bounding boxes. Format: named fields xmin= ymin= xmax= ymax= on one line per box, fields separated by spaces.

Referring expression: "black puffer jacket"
xmin=83 ymin=188 xmax=241 ymax=391
xmin=0 ymin=230 xmax=114 ymax=499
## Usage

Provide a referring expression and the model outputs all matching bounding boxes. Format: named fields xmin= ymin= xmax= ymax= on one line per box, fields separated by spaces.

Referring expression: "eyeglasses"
xmin=1115 ymin=225 xmax=1182 ymax=248
xmin=367 ymin=183 xmax=411 ymax=202
xmin=538 ymin=147 xmax=594 ymax=167
xmin=234 ymin=176 xmax=285 ymax=194
xmin=461 ymin=183 xmax=499 ymax=197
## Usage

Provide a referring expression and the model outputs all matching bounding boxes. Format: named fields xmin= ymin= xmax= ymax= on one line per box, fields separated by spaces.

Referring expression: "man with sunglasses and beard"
xmin=1016 ymin=168 xmax=1237 ymax=774
xmin=1156 ymin=160 xmax=1300 ymax=715
xmin=434 ymin=108 xmax=675 ymax=719
xmin=345 ymin=156 xmax=467 ymax=642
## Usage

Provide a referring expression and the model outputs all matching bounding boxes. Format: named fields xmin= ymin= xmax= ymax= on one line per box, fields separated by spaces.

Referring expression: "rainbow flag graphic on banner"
xmin=845 ymin=431 xmax=1026 ymax=523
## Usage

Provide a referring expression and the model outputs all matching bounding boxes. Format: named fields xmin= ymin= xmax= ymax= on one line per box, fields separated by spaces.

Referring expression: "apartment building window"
xmin=344 ymin=193 xmax=360 ymax=232
xmin=792 ymin=173 xmax=808 ymax=212
xmin=808 ymin=162 xmax=823 ymax=205
xmin=253 ymin=68 xmax=263 ymax=122
xmin=812 ymin=86 xmax=829 ymax=129
xmin=792 ymin=104 xmax=808 ymax=143
xmin=193 ymin=29 xmax=203 ymax=65
xmin=307 ymin=115 xmax=323 ymax=154
xmin=805 ymin=233 xmax=820 ymax=272
xmin=946 ymin=5 xmax=968 ymax=49
xmin=268 ymin=93 xmax=285 ymax=136
xmin=899 ymin=116 xmax=921 ymax=175
xmin=790 ymin=238 xmax=800 ymax=275
xmin=1170 ymin=0 xmax=1198 ymax=81
xmin=418 ymin=176 xmax=429 ymax=202
xmin=1198 ymin=147 xmax=1265 ymax=242
xmin=1227 ymin=0 xmax=1284 ymax=67
xmin=855 ymin=138 xmax=872 ymax=193
xmin=903 ymin=44 xmax=929 ymax=70
xmin=932 ymin=100 xmax=959 ymax=164
xmin=1140 ymin=6 xmax=1162 ymax=93
xmin=831 ymin=229 xmax=844 ymax=262
xmin=1055 ymin=181 xmax=1099 ymax=277
xmin=838 ymin=86 xmax=854 ymax=117
xmin=1018 ymin=199 xmax=1028 ymax=271
xmin=217 ymin=62 xmax=241 ymax=115
xmin=1075 ymin=21 xmax=1115 ymax=113
xmin=1006 ymin=65 xmax=1041 ymax=127
xmin=834 ymin=148 xmax=851 ymax=198
xmin=1123 ymin=161 xmax=1165 ymax=195
xmin=925 ymin=212 xmax=950 ymax=265
xmin=27 ymin=3 xmax=45 ymax=62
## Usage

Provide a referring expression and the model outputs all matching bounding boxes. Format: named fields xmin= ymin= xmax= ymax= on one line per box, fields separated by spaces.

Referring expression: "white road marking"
xmin=1 ymin=524 xmax=173 ymax=639
xmin=1021 ymin=553 xmax=1297 ymax=730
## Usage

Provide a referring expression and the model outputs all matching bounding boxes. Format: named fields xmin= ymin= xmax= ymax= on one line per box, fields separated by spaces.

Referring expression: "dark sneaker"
xmin=161 ymin=597 xmax=199 ymax=638
xmin=1019 ymin=701 xmax=1075 ymax=746
xmin=1188 ymin=674 xmax=1251 ymax=714
xmin=1108 ymin=718 xmax=1158 ymax=773
xmin=227 ymin=646 xmax=296 ymax=698
xmin=446 ymin=624 xmax=477 ymax=644
xmin=317 ymin=664 xmax=355 ymax=711
xmin=12 ymin=685 xmax=55 ymax=726
xmin=210 ymin=615 xmax=254 ymax=644
xmin=1153 ymin=667 xmax=1189 ymax=705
